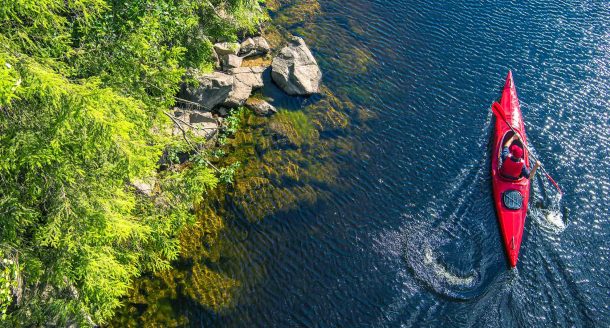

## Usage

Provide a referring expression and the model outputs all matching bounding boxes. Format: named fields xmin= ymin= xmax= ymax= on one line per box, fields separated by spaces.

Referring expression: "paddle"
xmin=491 ymin=102 xmax=563 ymax=194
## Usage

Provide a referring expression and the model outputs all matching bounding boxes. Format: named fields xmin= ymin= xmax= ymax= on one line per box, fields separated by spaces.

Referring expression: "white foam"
xmin=423 ymin=247 xmax=477 ymax=286
xmin=544 ymin=210 xmax=566 ymax=230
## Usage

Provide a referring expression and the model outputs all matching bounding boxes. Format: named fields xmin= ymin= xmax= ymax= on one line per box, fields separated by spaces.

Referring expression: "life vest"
xmin=501 ymin=156 xmax=524 ymax=179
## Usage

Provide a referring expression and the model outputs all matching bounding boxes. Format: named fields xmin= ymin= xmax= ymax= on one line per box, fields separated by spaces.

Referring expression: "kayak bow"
xmin=491 ymin=71 xmax=531 ymax=268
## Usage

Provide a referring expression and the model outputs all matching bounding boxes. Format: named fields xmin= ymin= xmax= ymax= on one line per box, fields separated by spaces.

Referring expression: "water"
xmin=121 ymin=0 xmax=610 ymax=326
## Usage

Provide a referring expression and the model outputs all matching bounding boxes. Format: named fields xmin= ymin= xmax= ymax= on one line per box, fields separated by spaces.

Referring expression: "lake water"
xmin=119 ymin=0 xmax=610 ymax=326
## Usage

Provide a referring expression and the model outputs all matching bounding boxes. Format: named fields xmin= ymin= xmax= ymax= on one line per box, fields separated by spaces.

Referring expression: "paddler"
xmin=500 ymin=134 xmax=540 ymax=180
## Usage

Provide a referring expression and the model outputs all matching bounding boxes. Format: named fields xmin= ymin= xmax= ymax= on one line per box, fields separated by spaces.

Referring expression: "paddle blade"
xmin=546 ymin=172 xmax=563 ymax=195
xmin=491 ymin=102 xmax=505 ymax=121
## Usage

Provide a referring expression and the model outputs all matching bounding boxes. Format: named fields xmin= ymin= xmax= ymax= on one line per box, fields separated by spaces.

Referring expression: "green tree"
xmin=0 ymin=0 xmax=266 ymax=325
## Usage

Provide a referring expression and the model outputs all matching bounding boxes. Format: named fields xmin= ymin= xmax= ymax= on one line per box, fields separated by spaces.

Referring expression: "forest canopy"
xmin=0 ymin=0 xmax=266 ymax=325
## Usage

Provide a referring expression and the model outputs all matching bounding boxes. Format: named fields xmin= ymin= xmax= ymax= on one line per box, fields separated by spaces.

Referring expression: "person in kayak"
xmin=500 ymin=134 xmax=540 ymax=180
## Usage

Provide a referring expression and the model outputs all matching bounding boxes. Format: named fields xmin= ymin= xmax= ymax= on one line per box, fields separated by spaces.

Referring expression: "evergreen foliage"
xmin=0 ymin=0 xmax=266 ymax=325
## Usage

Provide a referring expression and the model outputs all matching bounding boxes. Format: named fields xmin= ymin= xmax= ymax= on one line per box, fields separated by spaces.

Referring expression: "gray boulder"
xmin=230 ymin=67 xmax=265 ymax=89
xmin=211 ymin=49 xmax=221 ymax=69
xmin=245 ymin=98 xmax=277 ymax=116
xmin=271 ymin=36 xmax=322 ymax=96
xmin=181 ymin=67 xmax=265 ymax=109
xmin=215 ymin=107 xmax=230 ymax=117
xmin=222 ymin=54 xmax=243 ymax=70
xmin=213 ymin=42 xmax=240 ymax=56
xmin=239 ymin=37 xmax=271 ymax=57
xmin=132 ymin=177 xmax=156 ymax=196
xmin=224 ymin=67 xmax=266 ymax=107
xmin=182 ymin=71 xmax=234 ymax=110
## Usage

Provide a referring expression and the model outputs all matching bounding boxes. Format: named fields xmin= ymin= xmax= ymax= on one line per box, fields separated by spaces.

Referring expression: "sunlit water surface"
xmin=125 ymin=1 xmax=610 ymax=326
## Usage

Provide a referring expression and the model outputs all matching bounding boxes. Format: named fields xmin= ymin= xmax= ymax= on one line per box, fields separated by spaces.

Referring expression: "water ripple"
xmin=191 ymin=0 xmax=610 ymax=326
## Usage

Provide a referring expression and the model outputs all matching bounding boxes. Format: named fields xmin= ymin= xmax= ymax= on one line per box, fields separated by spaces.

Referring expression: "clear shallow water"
xmin=194 ymin=0 xmax=609 ymax=326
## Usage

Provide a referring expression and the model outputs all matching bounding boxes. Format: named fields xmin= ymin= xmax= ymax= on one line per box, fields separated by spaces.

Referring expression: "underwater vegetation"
xmin=109 ymin=1 xmax=380 ymax=325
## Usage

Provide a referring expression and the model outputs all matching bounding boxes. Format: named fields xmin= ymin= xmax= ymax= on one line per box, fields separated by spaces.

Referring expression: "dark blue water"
xmin=194 ymin=0 xmax=610 ymax=326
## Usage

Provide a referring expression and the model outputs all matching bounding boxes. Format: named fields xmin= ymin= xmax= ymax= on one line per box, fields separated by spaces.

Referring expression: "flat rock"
xmin=230 ymin=67 xmax=265 ymax=89
xmin=239 ymin=37 xmax=271 ymax=57
xmin=245 ymin=98 xmax=277 ymax=116
xmin=181 ymin=67 xmax=265 ymax=109
xmin=271 ymin=36 xmax=322 ymax=96
xmin=189 ymin=112 xmax=218 ymax=139
xmin=181 ymin=70 xmax=234 ymax=110
xmin=222 ymin=54 xmax=243 ymax=70
xmin=224 ymin=67 xmax=266 ymax=107
xmin=171 ymin=109 xmax=218 ymax=139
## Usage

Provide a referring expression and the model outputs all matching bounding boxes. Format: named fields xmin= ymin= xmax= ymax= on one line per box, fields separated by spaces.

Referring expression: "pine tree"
xmin=0 ymin=0 xmax=266 ymax=325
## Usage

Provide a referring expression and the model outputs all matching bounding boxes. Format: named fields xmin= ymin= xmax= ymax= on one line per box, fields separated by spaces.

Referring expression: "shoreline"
xmin=108 ymin=1 xmax=343 ymax=325
xmin=0 ymin=0 xmax=370 ymax=324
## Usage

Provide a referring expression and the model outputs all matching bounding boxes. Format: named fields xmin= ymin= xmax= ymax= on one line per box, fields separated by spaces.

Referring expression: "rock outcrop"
xmin=211 ymin=49 xmax=221 ymax=69
xmin=245 ymin=98 xmax=277 ymax=116
xmin=239 ymin=37 xmax=271 ymax=57
xmin=271 ymin=36 xmax=322 ymax=96
xmin=182 ymin=35 xmax=322 ymax=119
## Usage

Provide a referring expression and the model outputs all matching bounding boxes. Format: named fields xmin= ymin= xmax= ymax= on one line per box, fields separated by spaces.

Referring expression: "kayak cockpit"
xmin=498 ymin=131 xmax=527 ymax=182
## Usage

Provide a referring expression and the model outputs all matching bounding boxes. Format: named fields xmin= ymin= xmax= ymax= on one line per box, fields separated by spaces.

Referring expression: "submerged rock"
xmin=245 ymin=98 xmax=277 ymax=116
xmin=239 ymin=36 xmax=271 ymax=57
xmin=214 ymin=42 xmax=240 ymax=56
xmin=271 ymin=36 xmax=322 ymax=96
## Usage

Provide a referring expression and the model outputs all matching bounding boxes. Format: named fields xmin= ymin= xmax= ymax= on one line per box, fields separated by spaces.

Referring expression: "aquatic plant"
xmin=269 ymin=110 xmax=319 ymax=146
xmin=273 ymin=0 xmax=322 ymax=27
xmin=108 ymin=1 xmax=382 ymax=325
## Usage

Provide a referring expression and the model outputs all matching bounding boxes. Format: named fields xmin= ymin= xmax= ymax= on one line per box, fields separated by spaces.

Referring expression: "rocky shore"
xmin=172 ymin=33 xmax=323 ymax=140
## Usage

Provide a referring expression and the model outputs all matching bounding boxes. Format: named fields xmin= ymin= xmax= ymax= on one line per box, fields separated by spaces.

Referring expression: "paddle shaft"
xmin=492 ymin=102 xmax=563 ymax=194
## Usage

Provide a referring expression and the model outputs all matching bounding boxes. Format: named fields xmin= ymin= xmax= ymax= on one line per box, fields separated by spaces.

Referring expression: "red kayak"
xmin=491 ymin=71 xmax=531 ymax=268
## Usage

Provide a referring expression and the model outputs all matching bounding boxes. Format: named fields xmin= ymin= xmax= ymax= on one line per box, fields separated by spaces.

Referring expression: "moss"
xmin=241 ymin=55 xmax=273 ymax=67
xmin=356 ymin=106 xmax=379 ymax=122
xmin=179 ymin=206 xmax=225 ymax=261
xmin=262 ymin=24 xmax=290 ymax=53
xmin=348 ymin=18 xmax=367 ymax=36
xmin=109 ymin=271 xmax=188 ymax=327
xmin=297 ymin=23 xmax=374 ymax=75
